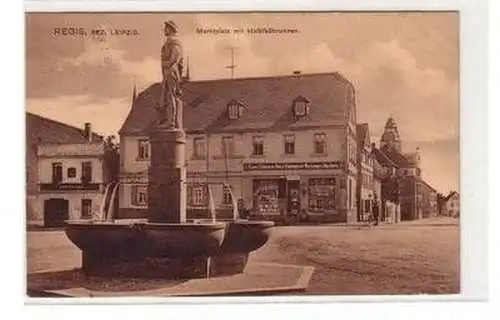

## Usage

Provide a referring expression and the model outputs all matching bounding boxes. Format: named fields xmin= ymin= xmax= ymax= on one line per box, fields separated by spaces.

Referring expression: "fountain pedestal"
xmin=148 ymin=127 xmax=187 ymax=223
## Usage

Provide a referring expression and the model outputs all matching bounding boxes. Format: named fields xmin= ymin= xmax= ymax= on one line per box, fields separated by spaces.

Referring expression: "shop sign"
xmin=39 ymin=183 xmax=100 ymax=191
xmin=243 ymin=161 xmax=343 ymax=171
xmin=120 ymin=174 xmax=148 ymax=184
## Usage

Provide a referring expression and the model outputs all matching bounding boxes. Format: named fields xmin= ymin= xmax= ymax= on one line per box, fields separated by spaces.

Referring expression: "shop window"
xmin=193 ymin=137 xmax=206 ymax=159
xmin=252 ymin=136 xmax=264 ymax=156
xmin=131 ymin=185 xmax=148 ymax=207
xmin=308 ymin=178 xmax=337 ymax=212
xmin=52 ymin=162 xmax=63 ymax=184
xmin=67 ymin=167 xmax=76 ymax=178
xmin=138 ymin=139 xmax=150 ymax=160
xmin=253 ymin=179 xmax=281 ymax=214
xmin=313 ymin=133 xmax=326 ymax=154
xmin=284 ymin=134 xmax=295 ymax=155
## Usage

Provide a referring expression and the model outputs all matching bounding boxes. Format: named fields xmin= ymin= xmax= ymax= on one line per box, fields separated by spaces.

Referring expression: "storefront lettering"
xmin=243 ymin=161 xmax=343 ymax=171
xmin=39 ymin=183 xmax=100 ymax=191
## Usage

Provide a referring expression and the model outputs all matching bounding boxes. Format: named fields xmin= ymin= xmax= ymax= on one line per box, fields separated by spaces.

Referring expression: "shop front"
xmin=243 ymin=161 xmax=350 ymax=223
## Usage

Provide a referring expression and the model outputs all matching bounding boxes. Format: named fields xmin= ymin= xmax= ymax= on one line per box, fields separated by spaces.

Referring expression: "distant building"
xmin=355 ymin=123 xmax=375 ymax=221
xmin=372 ymin=145 xmax=399 ymax=221
xmin=442 ymin=191 xmax=460 ymax=218
xmin=118 ymin=73 xmax=359 ymax=223
xmin=26 ymin=113 xmax=113 ymax=227
xmin=375 ymin=117 xmax=438 ymax=221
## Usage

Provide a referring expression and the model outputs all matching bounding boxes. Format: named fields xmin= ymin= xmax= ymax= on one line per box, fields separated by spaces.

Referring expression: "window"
xmin=252 ymin=136 xmax=264 ymax=156
xmin=227 ymin=100 xmax=245 ymax=120
xmin=293 ymin=96 xmax=310 ymax=117
xmin=193 ymin=137 xmax=206 ymax=159
xmin=222 ymin=185 xmax=232 ymax=205
xmin=308 ymin=178 xmax=336 ymax=212
xmin=313 ymin=133 xmax=326 ymax=154
xmin=52 ymin=162 xmax=63 ymax=184
xmin=188 ymin=184 xmax=208 ymax=207
xmin=67 ymin=167 xmax=76 ymax=178
xmin=284 ymin=134 xmax=295 ymax=155
xmin=81 ymin=161 xmax=92 ymax=183
xmin=81 ymin=199 xmax=92 ymax=218
xmin=228 ymin=104 xmax=239 ymax=119
xmin=131 ymin=185 xmax=148 ymax=206
xmin=138 ymin=139 xmax=150 ymax=160
xmin=221 ymin=136 xmax=234 ymax=157
xmin=294 ymin=101 xmax=307 ymax=116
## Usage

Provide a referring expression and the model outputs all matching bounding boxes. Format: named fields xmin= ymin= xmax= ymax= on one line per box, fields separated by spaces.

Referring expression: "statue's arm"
xmin=162 ymin=43 xmax=183 ymax=70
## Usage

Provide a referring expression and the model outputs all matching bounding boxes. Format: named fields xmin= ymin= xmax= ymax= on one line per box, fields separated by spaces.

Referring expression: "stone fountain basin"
xmin=64 ymin=220 xmax=226 ymax=259
xmin=188 ymin=219 xmax=275 ymax=255
xmin=220 ymin=219 xmax=274 ymax=254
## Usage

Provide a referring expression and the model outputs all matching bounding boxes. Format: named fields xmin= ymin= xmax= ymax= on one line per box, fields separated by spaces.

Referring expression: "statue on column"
xmin=157 ymin=20 xmax=184 ymax=129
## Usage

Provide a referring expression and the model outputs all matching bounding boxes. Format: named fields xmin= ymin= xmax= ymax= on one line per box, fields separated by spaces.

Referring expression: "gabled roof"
xmin=119 ymin=72 xmax=354 ymax=135
xmin=372 ymin=147 xmax=397 ymax=168
xmin=444 ymin=191 xmax=459 ymax=201
xmin=26 ymin=112 xmax=103 ymax=145
xmin=380 ymin=144 xmax=412 ymax=168
xmin=419 ymin=178 xmax=437 ymax=193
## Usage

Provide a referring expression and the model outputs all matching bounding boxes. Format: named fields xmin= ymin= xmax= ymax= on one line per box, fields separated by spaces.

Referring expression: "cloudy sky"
xmin=26 ymin=12 xmax=459 ymax=193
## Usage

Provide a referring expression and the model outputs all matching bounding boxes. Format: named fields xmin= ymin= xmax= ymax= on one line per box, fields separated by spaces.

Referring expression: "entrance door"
xmin=44 ymin=198 xmax=69 ymax=227
xmin=287 ymin=180 xmax=301 ymax=217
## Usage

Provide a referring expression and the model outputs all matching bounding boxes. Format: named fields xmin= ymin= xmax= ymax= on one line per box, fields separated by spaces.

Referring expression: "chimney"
xmin=84 ymin=122 xmax=92 ymax=142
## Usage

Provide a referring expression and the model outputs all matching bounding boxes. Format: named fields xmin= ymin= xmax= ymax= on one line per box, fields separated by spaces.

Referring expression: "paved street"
xmin=27 ymin=217 xmax=459 ymax=295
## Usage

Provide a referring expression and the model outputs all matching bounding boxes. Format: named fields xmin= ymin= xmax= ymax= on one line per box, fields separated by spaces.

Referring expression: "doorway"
xmin=287 ymin=180 xmax=301 ymax=218
xmin=43 ymin=198 xmax=69 ymax=227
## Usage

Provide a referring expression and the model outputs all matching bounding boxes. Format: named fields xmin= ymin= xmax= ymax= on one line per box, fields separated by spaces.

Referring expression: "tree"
xmin=103 ymin=135 xmax=120 ymax=183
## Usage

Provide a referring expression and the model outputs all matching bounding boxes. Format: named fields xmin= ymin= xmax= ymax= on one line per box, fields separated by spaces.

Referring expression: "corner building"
xmin=118 ymin=73 xmax=359 ymax=223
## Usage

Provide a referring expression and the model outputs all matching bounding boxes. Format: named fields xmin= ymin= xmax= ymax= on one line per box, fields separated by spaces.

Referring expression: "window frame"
xmin=138 ymin=139 xmax=150 ymax=160
xmin=284 ymin=134 xmax=295 ymax=155
xmin=313 ymin=133 xmax=327 ymax=155
xmin=51 ymin=162 xmax=63 ymax=184
xmin=81 ymin=161 xmax=92 ymax=183
xmin=67 ymin=167 xmax=77 ymax=178
xmin=252 ymin=135 xmax=264 ymax=156
xmin=131 ymin=185 xmax=148 ymax=207
xmin=222 ymin=185 xmax=233 ymax=205
xmin=192 ymin=136 xmax=206 ymax=159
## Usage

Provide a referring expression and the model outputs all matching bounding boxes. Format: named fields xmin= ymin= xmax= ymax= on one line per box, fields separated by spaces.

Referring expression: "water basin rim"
xmin=64 ymin=220 xmax=226 ymax=230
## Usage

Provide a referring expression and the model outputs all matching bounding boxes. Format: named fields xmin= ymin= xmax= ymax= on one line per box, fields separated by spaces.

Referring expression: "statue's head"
xmin=164 ymin=20 xmax=178 ymax=36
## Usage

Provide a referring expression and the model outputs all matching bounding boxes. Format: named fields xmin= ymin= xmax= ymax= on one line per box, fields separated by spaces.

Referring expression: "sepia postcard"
xmin=25 ymin=11 xmax=460 ymax=299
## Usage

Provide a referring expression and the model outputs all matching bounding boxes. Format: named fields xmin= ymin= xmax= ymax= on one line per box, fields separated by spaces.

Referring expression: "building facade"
xmin=443 ymin=191 xmax=460 ymax=217
xmin=375 ymin=117 xmax=438 ymax=221
xmin=118 ymin=73 xmax=359 ymax=223
xmin=26 ymin=113 xmax=110 ymax=227
xmin=356 ymin=123 xmax=376 ymax=221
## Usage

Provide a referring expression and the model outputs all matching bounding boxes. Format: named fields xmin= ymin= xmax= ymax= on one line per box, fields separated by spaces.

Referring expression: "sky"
xmin=25 ymin=12 xmax=459 ymax=193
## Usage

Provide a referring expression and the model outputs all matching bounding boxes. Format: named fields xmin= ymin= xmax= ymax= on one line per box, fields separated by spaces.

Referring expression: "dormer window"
xmin=293 ymin=95 xmax=311 ymax=117
xmin=227 ymin=99 xmax=246 ymax=120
